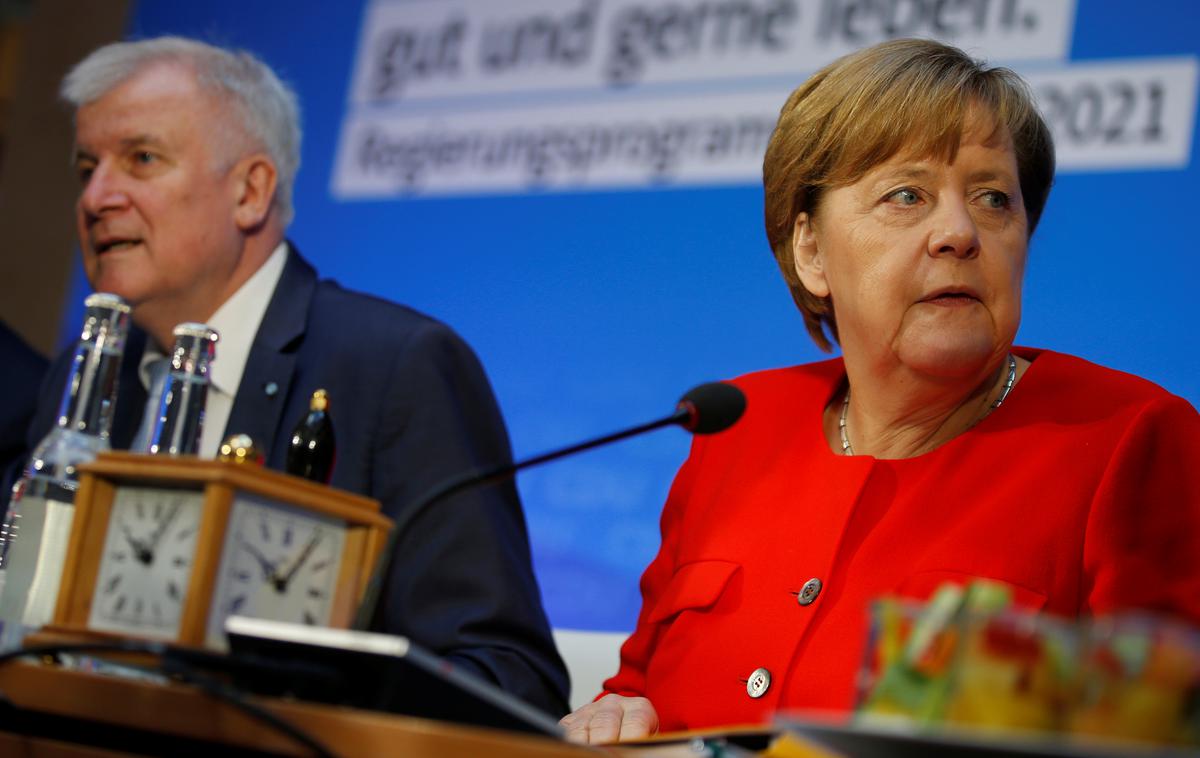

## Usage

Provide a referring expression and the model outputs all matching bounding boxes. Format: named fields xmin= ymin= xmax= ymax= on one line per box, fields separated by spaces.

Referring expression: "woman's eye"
xmin=887 ymin=188 xmax=920 ymax=205
xmin=980 ymin=190 xmax=1011 ymax=209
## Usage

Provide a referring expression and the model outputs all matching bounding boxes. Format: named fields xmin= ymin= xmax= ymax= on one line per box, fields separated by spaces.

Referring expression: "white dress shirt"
xmin=137 ymin=241 xmax=289 ymax=458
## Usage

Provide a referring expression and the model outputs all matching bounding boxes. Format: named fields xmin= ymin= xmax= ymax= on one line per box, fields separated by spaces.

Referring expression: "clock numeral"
xmin=307 ymin=587 xmax=325 ymax=599
xmin=167 ymin=580 xmax=182 ymax=602
xmin=172 ymin=556 xmax=188 ymax=568
xmin=134 ymin=598 xmax=144 ymax=616
xmin=153 ymin=501 xmax=162 ymax=521
xmin=112 ymin=551 xmax=127 ymax=563
xmin=283 ymin=524 xmax=293 ymax=548
xmin=235 ymin=570 xmax=252 ymax=583
xmin=310 ymin=560 xmax=329 ymax=573
xmin=260 ymin=518 xmax=270 ymax=542
xmin=176 ymin=527 xmax=195 ymax=542
xmin=152 ymin=601 xmax=163 ymax=619
xmin=113 ymin=595 xmax=127 ymax=614
xmin=135 ymin=500 xmax=145 ymax=521
xmin=104 ymin=574 xmax=122 ymax=595
xmin=303 ymin=611 xmax=317 ymax=625
xmin=230 ymin=595 xmax=246 ymax=613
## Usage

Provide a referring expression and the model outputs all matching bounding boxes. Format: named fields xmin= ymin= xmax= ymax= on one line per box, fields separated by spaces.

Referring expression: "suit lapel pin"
xmin=264 ymin=381 xmax=279 ymax=398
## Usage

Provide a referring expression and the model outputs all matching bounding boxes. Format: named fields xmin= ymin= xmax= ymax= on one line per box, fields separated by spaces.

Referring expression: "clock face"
xmin=207 ymin=495 xmax=346 ymax=649
xmin=88 ymin=487 xmax=203 ymax=638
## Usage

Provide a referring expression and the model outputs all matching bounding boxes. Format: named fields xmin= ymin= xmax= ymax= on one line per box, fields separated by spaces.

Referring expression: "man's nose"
xmin=78 ymin=163 xmax=130 ymax=219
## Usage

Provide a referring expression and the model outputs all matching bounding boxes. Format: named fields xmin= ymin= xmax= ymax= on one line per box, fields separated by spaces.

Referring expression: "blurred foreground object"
xmin=858 ymin=580 xmax=1200 ymax=747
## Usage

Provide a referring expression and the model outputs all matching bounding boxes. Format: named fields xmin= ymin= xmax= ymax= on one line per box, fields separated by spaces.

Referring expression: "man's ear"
xmin=232 ymin=154 xmax=278 ymax=231
xmin=792 ymin=212 xmax=829 ymax=298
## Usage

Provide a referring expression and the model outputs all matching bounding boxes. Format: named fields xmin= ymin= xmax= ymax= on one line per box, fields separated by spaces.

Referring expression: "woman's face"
xmin=793 ymin=117 xmax=1028 ymax=380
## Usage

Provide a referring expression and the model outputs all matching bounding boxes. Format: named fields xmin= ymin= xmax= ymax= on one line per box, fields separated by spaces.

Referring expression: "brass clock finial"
xmin=218 ymin=433 xmax=264 ymax=466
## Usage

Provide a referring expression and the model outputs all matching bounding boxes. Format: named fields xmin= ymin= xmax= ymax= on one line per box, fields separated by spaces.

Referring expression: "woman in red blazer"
xmin=561 ymin=38 xmax=1200 ymax=743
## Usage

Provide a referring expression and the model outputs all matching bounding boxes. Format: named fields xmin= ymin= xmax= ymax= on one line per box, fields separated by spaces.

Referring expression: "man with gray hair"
xmin=25 ymin=36 xmax=569 ymax=714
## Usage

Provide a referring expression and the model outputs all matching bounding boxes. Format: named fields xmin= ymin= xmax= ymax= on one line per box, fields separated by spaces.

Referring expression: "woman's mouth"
xmin=920 ymin=287 xmax=982 ymax=307
xmin=925 ymin=292 xmax=978 ymax=305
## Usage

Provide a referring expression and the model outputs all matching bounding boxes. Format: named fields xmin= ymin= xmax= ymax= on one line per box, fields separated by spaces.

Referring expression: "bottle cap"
xmin=173 ymin=322 xmax=220 ymax=343
xmin=84 ymin=292 xmax=131 ymax=314
xmin=80 ymin=293 xmax=131 ymax=345
xmin=170 ymin=323 xmax=219 ymax=374
xmin=311 ymin=389 xmax=329 ymax=412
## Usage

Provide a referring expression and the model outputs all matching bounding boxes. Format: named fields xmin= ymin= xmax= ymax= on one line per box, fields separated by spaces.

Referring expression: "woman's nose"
xmin=927 ymin=199 xmax=980 ymax=259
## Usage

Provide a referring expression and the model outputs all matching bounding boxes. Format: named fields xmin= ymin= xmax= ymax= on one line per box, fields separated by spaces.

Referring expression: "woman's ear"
xmin=792 ymin=212 xmax=830 ymax=298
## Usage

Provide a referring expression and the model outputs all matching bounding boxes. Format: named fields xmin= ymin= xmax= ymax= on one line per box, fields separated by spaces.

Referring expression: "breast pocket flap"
xmin=648 ymin=560 xmax=741 ymax=624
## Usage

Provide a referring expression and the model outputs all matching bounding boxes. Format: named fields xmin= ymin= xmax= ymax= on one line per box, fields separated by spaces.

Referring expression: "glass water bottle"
xmin=0 ymin=293 xmax=130 ymax=649
xmin=142 ymin=323 xmax=219 ymax=456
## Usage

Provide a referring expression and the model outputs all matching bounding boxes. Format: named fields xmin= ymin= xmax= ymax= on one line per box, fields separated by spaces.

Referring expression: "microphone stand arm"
xmin=352 ymin=406 xmax=689 ymax=630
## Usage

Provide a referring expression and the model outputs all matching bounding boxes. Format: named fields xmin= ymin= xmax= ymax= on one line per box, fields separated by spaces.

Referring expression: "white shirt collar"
xmin=204 ymin=241 xmax=289 ymax=396
xmin=138 ymin=240 xmax=288 ymax=395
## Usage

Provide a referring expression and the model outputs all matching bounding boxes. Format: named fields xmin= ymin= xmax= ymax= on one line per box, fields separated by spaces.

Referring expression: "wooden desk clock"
xmin=48 ymin=452 xmax=392 ymax=650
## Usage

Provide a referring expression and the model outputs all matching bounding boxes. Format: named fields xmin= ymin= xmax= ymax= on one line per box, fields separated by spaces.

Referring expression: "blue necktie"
xmin=131 ymin=356 xmax=170 ymax=452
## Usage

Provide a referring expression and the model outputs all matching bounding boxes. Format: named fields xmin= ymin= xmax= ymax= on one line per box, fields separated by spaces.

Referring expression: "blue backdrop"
xmin=116 ymin=0 xmax=1200 ymax=632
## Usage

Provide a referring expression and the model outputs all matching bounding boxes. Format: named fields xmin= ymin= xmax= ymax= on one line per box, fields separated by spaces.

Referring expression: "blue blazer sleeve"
xmin=360 ymin=319 xmax=569 ymax=714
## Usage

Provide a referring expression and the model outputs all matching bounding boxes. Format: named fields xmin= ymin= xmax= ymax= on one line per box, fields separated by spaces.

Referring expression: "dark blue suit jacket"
xmin=27 ymin=247 xmax=568 ymax=714
xmin=0 ymin=322 xmax=47 ymax=478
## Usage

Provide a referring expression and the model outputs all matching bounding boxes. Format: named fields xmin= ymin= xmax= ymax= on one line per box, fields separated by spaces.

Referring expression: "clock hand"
xmin=145 ymin=501 xmax=182 ymax=560
xmin=272 ymin=532 xmax=322 ymax=593
xmin=238 ymin=538 xmax=279 ymax=580
xmin=122 ymin=524 xmax=153 ymax=565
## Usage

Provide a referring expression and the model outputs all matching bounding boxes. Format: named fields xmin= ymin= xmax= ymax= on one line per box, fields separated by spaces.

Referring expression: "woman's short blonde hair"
xmin=763 ymin=38 xmax=1054 ymax=351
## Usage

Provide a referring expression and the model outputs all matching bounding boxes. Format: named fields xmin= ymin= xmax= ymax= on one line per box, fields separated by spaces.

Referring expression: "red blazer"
xmin=602 ymin=349 xmax=1200 ymax=732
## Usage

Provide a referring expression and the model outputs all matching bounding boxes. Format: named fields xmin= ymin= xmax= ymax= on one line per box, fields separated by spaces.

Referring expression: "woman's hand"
xmin=559 ymin=693 xmax=659 ymax=744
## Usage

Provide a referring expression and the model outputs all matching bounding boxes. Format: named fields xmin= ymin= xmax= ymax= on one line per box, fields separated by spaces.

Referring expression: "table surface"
xmin=0 ymin=660 xmax=599 ymax=757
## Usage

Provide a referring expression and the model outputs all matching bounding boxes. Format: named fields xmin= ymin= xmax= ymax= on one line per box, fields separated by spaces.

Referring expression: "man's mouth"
xmin=94 ymin=238 xmax=142 ymax=254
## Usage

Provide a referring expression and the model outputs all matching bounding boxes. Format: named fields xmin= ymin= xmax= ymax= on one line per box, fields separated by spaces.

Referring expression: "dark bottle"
xmin=286 ymin=389 xmax=335 ymax=484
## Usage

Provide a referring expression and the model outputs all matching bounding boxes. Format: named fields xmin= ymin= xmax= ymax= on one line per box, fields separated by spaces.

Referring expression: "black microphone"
xmin=352 ymin=381 xmax=746 ymax=630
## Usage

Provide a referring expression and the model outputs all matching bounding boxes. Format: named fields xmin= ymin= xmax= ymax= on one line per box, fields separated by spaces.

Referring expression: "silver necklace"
xmin=839 ymin=353 xmax=1017 ymax=456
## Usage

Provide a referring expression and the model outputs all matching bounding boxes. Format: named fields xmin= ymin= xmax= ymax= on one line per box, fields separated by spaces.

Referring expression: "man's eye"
xmin=134 ymin=151 xmax=157 ymax=164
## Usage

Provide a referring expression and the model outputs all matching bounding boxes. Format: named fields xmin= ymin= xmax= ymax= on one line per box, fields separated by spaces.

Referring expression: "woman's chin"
xmin=895 ymin=334 xmax=1002 ymax=380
